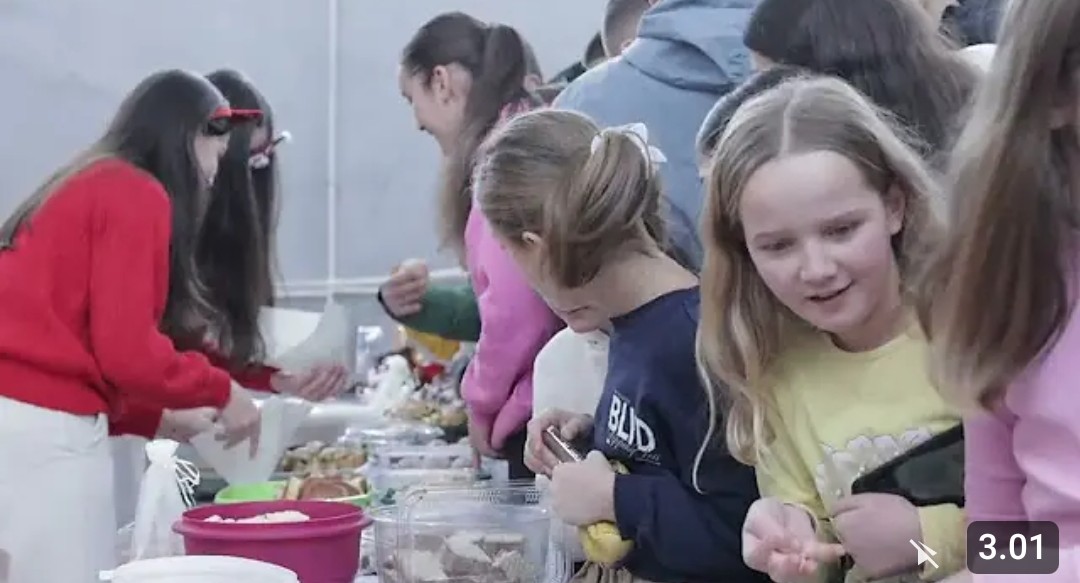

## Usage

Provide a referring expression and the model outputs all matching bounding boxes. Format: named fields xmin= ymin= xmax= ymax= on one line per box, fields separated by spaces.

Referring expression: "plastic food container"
xmin=368 ymin=444 xmax=474 ymax=471
xmin=213 ymin=480 xmax=373 ymax=508
xmin=366 ymin=466 xmax=477 ymax=496
xmin=372 ymin=482 xmax=569 ymax=583
xmin=342 ymin=422 xmax=444 ymax=448
xmin=102 ymin=555 xmax=298 ymax=583
xmin=174 ymin=500 xmax=370 ymax=583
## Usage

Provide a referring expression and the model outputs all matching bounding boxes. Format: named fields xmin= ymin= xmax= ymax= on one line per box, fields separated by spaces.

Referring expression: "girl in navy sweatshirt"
xmin=473 ymin=109 xmax=766 ymax=583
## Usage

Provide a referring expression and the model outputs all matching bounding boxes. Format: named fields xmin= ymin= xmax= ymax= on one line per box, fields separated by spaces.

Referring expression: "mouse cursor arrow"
xmin=910 ymin=539 xmax=939 ymax=569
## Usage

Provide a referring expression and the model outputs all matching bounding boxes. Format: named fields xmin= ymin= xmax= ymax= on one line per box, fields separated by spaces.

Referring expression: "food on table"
xmin=366 ymin=344 xmax=469 ymax=433
xmin=390 ymin=396 xmax=468 ymax=433
xmin=281 ymin=475 xmax=369 ymax=501
xmin=204 ymin=510 xmax=311 ymax=524
xmin=381 ymin=530 xmax=535 ymax=583
xmin=278 ymin=441 xmax=367 ymax=475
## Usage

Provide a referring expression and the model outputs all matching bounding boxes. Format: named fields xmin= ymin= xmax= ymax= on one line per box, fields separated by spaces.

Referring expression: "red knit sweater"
xmin=0 ymin=159 xmax=232 ymax=437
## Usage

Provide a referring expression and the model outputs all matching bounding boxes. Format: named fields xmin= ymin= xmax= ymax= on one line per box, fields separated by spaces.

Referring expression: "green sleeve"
xmin=384 ymin=282 xmax=481 ymax=342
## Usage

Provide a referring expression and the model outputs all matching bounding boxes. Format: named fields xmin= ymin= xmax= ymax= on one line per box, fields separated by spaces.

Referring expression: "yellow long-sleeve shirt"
xmin=757 ymin=326 xmax=965 ymax=582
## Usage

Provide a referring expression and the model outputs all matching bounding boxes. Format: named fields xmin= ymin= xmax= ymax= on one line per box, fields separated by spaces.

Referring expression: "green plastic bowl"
xmin=213 ymin=480 xmax=373 ymax=508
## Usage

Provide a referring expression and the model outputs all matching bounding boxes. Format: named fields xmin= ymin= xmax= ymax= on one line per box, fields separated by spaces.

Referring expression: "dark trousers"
xmin=500 ymin=429 xmax=534 ymax=480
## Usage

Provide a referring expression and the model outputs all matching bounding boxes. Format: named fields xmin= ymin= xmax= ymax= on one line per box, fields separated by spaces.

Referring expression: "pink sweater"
xmin=460 ymin=206 xmax=561 ymax=450
xmin=965 ymin=295 xmax=1080 ymax=547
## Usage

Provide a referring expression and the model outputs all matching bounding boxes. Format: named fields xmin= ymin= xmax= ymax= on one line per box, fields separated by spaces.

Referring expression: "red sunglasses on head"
xmin=205 ymin=106 xmax=262 ymax=136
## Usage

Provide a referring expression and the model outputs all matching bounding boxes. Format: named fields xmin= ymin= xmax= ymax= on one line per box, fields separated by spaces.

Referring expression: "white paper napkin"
xmin=188 ymin=396 xmax=313 ymax=486
xmin=258 ymin=300 xmax=351 ymax=373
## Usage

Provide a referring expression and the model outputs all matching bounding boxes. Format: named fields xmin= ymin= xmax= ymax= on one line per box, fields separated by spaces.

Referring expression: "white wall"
xmin=0 ymin=0 xmax=602 ymax=307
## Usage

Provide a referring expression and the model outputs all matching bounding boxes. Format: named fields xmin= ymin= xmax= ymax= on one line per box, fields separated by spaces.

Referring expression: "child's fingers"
xmin=744 ymin=512 xmax=790 ymax=544
xmin=798 ymin=555 xmax=818 ymax=576
xmin=743 ymin=535 xmax=776 ymax=569
xmin=805 ymin=542 xmax=847 ymax=562
xmin=766 ymin=552 xmax=803 ymax=582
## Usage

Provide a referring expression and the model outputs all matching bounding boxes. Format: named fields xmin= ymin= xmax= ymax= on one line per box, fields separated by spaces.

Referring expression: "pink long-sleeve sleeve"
xmin=461 ymin=207 xmax=561 ymax=450
xmin=963 ymin=409 xmax=1026 ymax=523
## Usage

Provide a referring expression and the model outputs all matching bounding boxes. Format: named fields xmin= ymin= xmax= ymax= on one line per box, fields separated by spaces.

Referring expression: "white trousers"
xmin=0 ymin=396 xmax=117 ymax=583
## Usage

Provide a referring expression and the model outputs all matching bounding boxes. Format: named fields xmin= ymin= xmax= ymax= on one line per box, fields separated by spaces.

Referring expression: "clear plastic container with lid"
xmin=373 ymin=481 xmax=570 ymax=583
xmin=363 ymin=443 xmax=479 ymax=496
xmin=339 ymin=421 xmax=444 ymax=449
xmin=367 ymin=443 xmax=474 ymax=471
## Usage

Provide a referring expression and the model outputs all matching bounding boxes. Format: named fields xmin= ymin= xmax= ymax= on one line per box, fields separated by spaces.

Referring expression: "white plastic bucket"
xmin=101 ymin=556 xmax=299 ymax=583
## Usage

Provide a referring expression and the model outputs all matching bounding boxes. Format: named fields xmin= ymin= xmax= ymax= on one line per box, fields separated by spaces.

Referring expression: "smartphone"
xmin=850 ymin=425 xmax=964 ymax=507
xmin=542 ymin=426 xmax=585 ymax=463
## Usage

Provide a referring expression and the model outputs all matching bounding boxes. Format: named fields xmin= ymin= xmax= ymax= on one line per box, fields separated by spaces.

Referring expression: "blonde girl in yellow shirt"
xmin=696 ymin=76 xmax=964 ymax=582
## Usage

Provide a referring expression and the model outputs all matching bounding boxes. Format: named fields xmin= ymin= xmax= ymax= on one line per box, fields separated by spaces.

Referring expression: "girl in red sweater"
xmin=0 ymin=69 xmax=262 ymax=583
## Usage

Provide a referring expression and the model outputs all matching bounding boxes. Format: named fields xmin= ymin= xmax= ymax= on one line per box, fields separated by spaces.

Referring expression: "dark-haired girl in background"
xmin=0 ymin=69 xmax=261 ymax=583
xmin=694 ymin=65 xmax=807 ymax=175
xmin=199 ymin=69 xmax=348 ymax=403
xmin=743 ymin=0 xmax=978 ymax=168
xmin=384 ymin=12 xmax=561 ymax=478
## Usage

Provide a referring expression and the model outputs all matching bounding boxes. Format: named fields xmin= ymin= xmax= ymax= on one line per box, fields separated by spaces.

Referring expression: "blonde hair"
xmin=920 ymin=0 xmax=1080 ymax=411
xmin=697 ymin=76 xmax=944 ymax=465
xmin=474 ymin=109 xmax=667 ymax=288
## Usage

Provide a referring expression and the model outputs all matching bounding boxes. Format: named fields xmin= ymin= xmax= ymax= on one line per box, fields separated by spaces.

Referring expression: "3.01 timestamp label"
xmin=967 ymin=521 xmax=1060 ymax=574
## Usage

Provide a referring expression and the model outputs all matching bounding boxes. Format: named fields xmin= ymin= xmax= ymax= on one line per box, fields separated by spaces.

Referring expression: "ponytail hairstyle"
xmin=698 ymin=76 xmax=942 ymax=465
xmin=920 ymin=0 xmax=1080 ymax=411
xmin=475 ymin=109 xmax=668 ymax=289
xmin=401 ymin=12 xmax=541 ymax=257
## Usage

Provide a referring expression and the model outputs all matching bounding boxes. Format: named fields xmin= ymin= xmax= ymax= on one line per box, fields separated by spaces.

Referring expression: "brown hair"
xmin=0 ymin=69 xmax=226 ymax=349
xmin=401 ymin=12 xmax=539 ymax=257
xmin=474 ymin=109 xmax=667 ymax=288
xmin=920 ymin=0 xmax=1080 ymax=411
xmin=743 ymin=0 xmax=977 ymax=166
xmin=697 ymin=76 xmax=943 ymax=464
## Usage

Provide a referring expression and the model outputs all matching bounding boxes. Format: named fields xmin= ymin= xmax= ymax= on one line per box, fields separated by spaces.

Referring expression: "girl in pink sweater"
xmin=923 ymin=0 xmax=1080 ymax=580
xmin=397 ymin=13 xmax=560 ymax=477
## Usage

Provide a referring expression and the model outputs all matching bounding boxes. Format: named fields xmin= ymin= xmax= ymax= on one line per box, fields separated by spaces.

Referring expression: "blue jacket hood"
xmin=625 ymin=0 xmax=759 ymax=94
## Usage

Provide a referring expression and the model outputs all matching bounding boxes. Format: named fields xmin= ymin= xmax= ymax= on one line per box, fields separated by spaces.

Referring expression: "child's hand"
xmin=380 ymin=259 xmax=429 ymax=317
xmin=743 ymin=497 xmax=846 ymax=583
xmin=157 ymin=407 xmax=217 ymax=442
xmin=832 ymin=493 xmax=921 ymax=579
xmin=524 ymin=408 xmax=593 ymax=476
xmin=271 ymin=363 xmax=350 ymax=401
xmin=468 ymin=416 xmax=500 ymax=459
xmin=550 ymin=451 xmax=616 ymax=526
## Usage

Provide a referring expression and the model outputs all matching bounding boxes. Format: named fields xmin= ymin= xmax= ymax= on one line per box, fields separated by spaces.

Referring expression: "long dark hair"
xmin=401 ymin=12 xmax=539 ymax=256
xmin=744 ymin=0 xmax=977 ymax=164
xmin=0 ymin=69 xmax=227 ymax=348
xmin=201 ymin=69 xmax=278 ymax=366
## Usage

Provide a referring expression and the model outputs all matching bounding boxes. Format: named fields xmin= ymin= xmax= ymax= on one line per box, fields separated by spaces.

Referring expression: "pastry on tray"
xmin=279 ymin=441 xmax=368 ymax=475
xmin=280 ymin=474 xmax=369 ymax=501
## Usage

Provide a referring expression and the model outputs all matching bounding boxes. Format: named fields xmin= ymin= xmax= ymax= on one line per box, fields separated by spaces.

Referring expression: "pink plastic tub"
xmin=174 ymin=500 xmax=371 ymax=583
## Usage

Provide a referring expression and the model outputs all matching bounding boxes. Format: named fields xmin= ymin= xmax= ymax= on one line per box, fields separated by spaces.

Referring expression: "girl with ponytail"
xmin=476 ymin=109 xmax=764 ymax=583
xmin=389 ymin=12 xmax=559 ymax=477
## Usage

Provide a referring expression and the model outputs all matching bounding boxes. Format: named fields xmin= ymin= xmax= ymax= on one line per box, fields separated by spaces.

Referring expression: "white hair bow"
xmin=590 ymin=122 xmax=668 ymax=169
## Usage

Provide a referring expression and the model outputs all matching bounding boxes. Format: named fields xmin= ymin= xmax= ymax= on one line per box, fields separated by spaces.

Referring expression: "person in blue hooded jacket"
xmin=553 ymin=0 xmax=758 ymax=269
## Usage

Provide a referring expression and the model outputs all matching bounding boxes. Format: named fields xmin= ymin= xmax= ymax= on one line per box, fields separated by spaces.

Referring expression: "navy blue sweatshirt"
xmin=592 ymin=287 xmax=766 ymax=583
